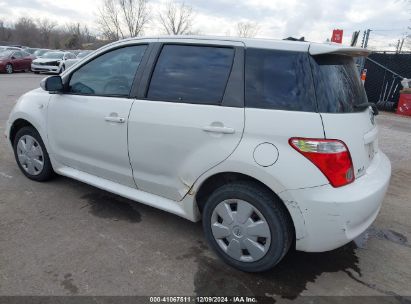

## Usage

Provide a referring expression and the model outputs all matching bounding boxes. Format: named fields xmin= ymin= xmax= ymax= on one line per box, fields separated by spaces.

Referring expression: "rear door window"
xmin=147 ymin=45 xmax=235 ymax=105
xmin=245 ymin=48 xmax=316 ymax=112
xmin=310 ymin=55 xmax=368 ymax=113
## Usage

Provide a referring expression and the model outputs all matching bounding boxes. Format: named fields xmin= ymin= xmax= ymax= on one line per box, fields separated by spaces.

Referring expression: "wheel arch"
xmin=194 ymin=171 xmax=297 ymax=246
xmin=9 ymin=118 xmax=35 ymax=145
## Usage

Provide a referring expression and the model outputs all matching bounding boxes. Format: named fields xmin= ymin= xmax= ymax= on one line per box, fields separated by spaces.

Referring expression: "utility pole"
xmin=363 ymin=29 xmax=371 ymax=48
xmin=359 ymin=29 xmax=371 ymax=74
xmin=399 ymin=38 xmax=405 ymax=53
xmin=361 ymin=30 xmax=366 ymax=48
xmin=396 ymin=39 xmax=401 ymax=53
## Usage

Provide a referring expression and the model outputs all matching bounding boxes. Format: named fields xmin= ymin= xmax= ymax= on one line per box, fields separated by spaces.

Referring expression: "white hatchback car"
xmin=5 ymin=36 xmax=391 ymax=272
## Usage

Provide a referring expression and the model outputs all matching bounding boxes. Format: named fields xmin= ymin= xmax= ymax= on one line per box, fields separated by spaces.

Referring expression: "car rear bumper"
xmin=279 ymin=151 xmax=391 ymax=252
xmin=31 ymin=64 xmax=60 ymax=73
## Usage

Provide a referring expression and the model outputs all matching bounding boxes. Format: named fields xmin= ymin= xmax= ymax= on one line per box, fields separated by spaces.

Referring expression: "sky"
xmin=0 ymin=0 xmax=409 ymax=50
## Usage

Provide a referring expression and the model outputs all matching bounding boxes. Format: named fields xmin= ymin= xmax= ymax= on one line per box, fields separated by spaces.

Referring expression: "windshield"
xmin=42 ymin=52 xmax=64 ymax=59
xmin=34 ymin=49 xmax=48 ymax=56
xmin=310 ymin=54 xmax=368 ymax=113
xmin=0 ymin=50 xmax=12 ymax=58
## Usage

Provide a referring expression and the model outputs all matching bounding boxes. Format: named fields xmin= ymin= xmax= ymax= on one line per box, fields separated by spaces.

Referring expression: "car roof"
xmin=104 ymin=35 xmax=370 ymax=56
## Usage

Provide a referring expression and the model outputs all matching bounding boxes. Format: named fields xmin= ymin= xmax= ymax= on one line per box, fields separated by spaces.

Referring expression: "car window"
xmin=310 ymin=55 xmax=368 ymax=113
xmin=13 ymin=52 xmax=22 ymax=58
xmin=245 ymin=48 xmax=316 ymax=112
xmin=68 ymin=45 xmax=147 ymax=97
xmin=147 ymin=45 xmax=235 ymax=105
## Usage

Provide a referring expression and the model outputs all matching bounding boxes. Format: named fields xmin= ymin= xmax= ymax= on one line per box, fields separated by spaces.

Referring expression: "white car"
xmin=64 ymin=50 xmax=93 ymax=69
xmin=5 ymin=36 xmax=391 ymax=272
xmin=31 ymin=51 xmax=76 ymax=74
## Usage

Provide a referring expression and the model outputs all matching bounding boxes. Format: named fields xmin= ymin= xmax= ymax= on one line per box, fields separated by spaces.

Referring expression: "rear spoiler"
xmin=309 ymin=43 xmax=371 ymax=57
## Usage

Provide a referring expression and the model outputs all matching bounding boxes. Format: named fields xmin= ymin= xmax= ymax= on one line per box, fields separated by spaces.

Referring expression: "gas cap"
xmin=253 ymin=143 xmax=279 ymax=167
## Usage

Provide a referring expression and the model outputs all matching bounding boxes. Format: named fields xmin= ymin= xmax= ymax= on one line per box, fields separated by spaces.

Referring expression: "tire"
xmin=202 ymin=181 xmax=293 ymax=272
xmin=5 ymin=63 xmax=13 ymax=74
xmin=34 ymin=71 xmax=40 ymax=74
xmin=13 ymin=126 xmax=54 ymax=182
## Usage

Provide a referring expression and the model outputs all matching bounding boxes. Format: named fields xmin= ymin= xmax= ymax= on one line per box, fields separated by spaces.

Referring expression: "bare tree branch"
xmin=36 ymin=18 xmax=57 ymax=48
xmin=97 ymin=0 xmax=150 ymax=40
xmin=0 ymin=19 xmax=13 ymax=42
xmin=158 ymin=1 xmax=194 ymax=35
xmin=236 ymin=21 xmax=259 ymax=38
xmin=97 ymin=0 xmax=124 ymax=40
xmin=118 ymin=0 xmax=150 ymax=37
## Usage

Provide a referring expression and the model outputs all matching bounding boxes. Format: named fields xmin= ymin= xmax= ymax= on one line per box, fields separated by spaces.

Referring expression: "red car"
xmin=0 ymin=50 xmax=33 ymax=74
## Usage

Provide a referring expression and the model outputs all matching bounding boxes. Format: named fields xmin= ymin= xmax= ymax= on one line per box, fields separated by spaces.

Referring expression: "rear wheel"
xmin=5 ymin=64 xmax=13 ymax=74
xmin=13 ymin=127 xmax=54 ymax=181
xmin=202 ymin=181 xmax=293 ymax=272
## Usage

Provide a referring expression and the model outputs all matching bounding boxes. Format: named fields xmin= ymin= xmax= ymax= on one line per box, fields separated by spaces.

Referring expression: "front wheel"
xmin=13 ymin=126 xmax=54 ymax=181
xmin=202 ymin=181 xmax=293 ymax=272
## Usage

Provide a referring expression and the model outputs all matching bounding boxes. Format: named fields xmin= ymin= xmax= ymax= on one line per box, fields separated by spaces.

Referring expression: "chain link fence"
xmin=363 ymin=52 xmax=411 ymax=111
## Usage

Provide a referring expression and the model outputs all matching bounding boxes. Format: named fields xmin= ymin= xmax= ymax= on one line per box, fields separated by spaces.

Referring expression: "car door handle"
xmin=104 ymin=116 xmax=126 ymax=123
xmin=202 ymin=126 xmax=235 ymax=134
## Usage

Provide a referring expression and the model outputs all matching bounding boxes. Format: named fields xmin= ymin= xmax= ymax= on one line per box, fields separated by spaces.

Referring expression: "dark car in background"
xmin=0 ymin=50 xmax=33 ymax=74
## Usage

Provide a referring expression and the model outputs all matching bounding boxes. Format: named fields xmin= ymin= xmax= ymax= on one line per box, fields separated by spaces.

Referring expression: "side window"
xmin=68 ymin=45 xmax=147 ymax=96
xmin=13 ymin=52 xmax=22 ymax=58
xmin=245 ymin=48 xmax=316 ymax=112
xmin=147 ymin=45 xmax=235 ymax=105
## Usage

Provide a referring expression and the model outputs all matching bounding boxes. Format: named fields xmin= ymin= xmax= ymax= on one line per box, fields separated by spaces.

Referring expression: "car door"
xmin=47 ymin=44 xmax=150 ymax=188
xmin=128 ymin=41 xmax=245 ymax=201
xmin=21 ymin=51 xmax=32 ymax=70
xmin=11 ymin=51 xmax=22 ymax=70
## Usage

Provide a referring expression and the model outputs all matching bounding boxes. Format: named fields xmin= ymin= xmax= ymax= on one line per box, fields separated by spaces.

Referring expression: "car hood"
xmin=33 ymin=58 xmax=62 ymax=63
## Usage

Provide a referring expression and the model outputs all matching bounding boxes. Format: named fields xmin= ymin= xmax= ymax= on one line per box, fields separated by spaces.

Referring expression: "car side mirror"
xmin=40 ymin=76 xmax=64 ymax=92
xmin=11 ymin=56 xmax=15 ymax=60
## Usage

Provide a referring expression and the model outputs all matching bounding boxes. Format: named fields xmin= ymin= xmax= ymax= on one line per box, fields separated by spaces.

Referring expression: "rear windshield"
xmin=310 ymin=55 xmax=368 ymax=113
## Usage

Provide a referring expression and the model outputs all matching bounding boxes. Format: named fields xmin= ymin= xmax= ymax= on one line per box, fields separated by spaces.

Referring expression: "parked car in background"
xmin=0 ymin=46 xmax=22 ymax=51
xmin=69 ymin=50 xmax=82 ymax=56
xmin=32 ymin=49 xmax=50 ymax=58
xmin=0 ymin=50 xmax=33 ymax=74
xmin=25 ymin=48 xmax=39 ymax=55
xmin=65 ymin=50 xmax=93 ymax=68
xmin=31 ymin=51 xmax=76 ymax=74
xmin=5 ymin=36 xmax=391 ymax=272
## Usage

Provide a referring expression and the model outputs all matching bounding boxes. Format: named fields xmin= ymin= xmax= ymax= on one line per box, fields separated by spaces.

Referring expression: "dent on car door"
xmin=128 ymin=43 xmax=245 ymax=201
xmin=47 ymin=44 xmax=150 ymax=187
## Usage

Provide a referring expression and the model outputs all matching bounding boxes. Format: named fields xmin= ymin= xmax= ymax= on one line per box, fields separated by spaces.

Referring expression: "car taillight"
xmin=289 ymin=138 xmax=355 ymax=187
